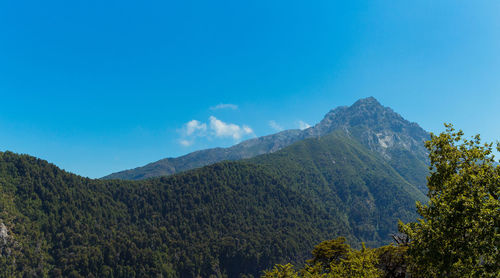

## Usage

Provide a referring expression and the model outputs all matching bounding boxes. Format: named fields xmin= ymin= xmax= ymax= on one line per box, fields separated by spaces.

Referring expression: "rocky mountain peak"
xmin=309 ymin=97 xmax=391 ymax=135
xmin=351 ymin=96 xmax=382 ymax=107
xmin=305 ymin=97 xmax=429 ymax=163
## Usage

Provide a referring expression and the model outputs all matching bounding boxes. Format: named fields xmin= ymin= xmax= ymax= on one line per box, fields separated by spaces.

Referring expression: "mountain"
xmin=305 ymin=97 xmax=430 ymax=192
xmin=103 ymin=97 xmax=430 ymax=192
xmin=0 ymin=128 xmax=427 ymax=277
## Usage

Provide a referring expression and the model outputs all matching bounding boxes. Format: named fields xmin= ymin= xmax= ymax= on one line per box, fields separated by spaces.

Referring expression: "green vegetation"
xmin=262 ymin=237 xmax=406 ymax=278
xmin=0 ymin=153 xmax=343 ymax=277
xmin=400 ymin=124 xmax=500 ymax=277
xmin=250 ymin=131 xmax=426 ymax=246
xmin=264 ymin=125 xmax=500 ymax=277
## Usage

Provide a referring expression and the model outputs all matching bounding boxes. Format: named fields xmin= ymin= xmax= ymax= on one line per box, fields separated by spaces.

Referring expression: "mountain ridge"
xmin=103 ymin=97 xmax=430 ymax=192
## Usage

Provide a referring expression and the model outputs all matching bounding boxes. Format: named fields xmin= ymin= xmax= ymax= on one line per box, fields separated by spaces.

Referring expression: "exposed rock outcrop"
xmin=0 ymin=221 xmax=13 ymax=257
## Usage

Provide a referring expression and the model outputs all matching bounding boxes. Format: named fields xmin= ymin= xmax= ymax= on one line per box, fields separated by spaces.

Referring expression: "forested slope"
xmin=250 ymin=131 xmax=427 ymax=246
xmin=0 ymin=152 xmax=346 ymax=277
xmin=0 ymin=129 xmax=427 ymax=277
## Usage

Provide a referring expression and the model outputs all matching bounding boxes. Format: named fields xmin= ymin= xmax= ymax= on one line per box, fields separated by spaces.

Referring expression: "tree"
xmin=375 ymin=235 xmax=408 ymax=278
xmin=400 ymin=124 xmax=500 ymax=277
xmin=306 ymin=237 xmax=350 ymax=270
xmin=262 ymin=264 xmax=299 ymax=278
xmin=323 ymin=243 xmax=381 ymax=278
xmin=262 ymin=238 xmax=382 ymax=278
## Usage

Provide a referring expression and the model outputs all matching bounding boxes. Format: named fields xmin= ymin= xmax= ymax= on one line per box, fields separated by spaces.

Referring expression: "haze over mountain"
xmin=104 ymin=97 xmax=430 ymax=191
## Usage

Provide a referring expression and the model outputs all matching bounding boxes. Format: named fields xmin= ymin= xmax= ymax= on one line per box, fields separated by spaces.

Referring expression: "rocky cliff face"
xmin=103 ymin=97 xmax=430 ymax=190
xmin=0 ymin=222 xmax=8 ymax=244
xmin=307 ymin=97 xmax=429 ymax=160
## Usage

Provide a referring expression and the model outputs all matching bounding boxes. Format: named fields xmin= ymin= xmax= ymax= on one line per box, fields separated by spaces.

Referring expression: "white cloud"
xmin=209 ymin=116 xmax=253 ymax=140
xmin=178 ymin=120 xmax=206 ymax=146
xmin=178 ymin=116 xmax=254 ymax=146
xmin=269 ymin=120 xmax=284 ymax=132
xmin=179 ymin=139 xmax=193 ymax=147
xmin=210 ymin=103 xmax=239 ymax=110
xmin=298 ymin=121 xmax=311 ymax=130
xmin=185 ymin=120 xmax=207 ymax=136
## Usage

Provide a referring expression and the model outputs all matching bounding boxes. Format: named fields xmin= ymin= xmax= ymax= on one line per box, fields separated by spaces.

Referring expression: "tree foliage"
xmin=400 ymin=124 xmax=500 ymax=277
xmin=262 ymin=237 xmax=408 ymax=278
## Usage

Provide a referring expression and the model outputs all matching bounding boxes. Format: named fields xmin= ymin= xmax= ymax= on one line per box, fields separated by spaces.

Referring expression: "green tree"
xmin=262 ymin=264 xmax=300 ymax=278
xmin=323 ymin=243 xmax=381 ymax=278
xmin=374 ymin=243 xmax=408 ymax=278
xmin=306 ymin=237 xmax=350 ymax=271
xmin=262 ymin=238 xmax=382 ymax=278
xmin=400 ymin=124 xmax=500 ymax=277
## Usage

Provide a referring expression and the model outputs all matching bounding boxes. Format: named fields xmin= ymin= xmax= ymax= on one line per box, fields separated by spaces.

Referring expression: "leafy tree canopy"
xmin=262 ymin=237 xmax=406 ymax=278
xmin=400 ymin=124 xmax=500 ymax=277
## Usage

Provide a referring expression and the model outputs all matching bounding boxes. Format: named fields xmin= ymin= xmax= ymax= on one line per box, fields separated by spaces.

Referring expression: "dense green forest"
xmin=0 ymin=129 xmax=428 ymax=277
xmin=250 ymin=131 xmax=426 ymax=246
xmin=0 ymin=153 xmax=340 ymax=277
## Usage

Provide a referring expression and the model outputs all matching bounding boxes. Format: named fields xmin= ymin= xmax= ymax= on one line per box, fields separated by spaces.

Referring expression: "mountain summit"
xmin=308 ymin=96 xmax=428 ymax=160
xmin=103 ymin=97 xmax=429 ymax=190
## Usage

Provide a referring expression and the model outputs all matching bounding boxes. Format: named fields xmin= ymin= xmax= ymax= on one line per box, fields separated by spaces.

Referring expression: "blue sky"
xmin=1 ymin=0 xmax=499 ymax=178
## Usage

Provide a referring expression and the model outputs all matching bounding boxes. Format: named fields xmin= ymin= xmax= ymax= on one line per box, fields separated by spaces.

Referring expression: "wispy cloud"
xmin=178 ymin=116 xmax=253 ymax=146
xmin=178 ymin=120 xmax=207 ymax=147
xmin=185 ymin=120 xmax=207 ymax=136
xmin=210 ymin=103 xmax=239 ymax=110
xmin=179 ymin=139 xmax=194 ymax=147
xmin=298 ymin=120 xmax=311 ymax=130
xmin=269 ymin=120 xmax=284 ymax=132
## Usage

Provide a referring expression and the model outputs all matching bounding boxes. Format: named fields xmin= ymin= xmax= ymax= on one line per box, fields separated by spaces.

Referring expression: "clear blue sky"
xmin=1 ymin=1 xmax=499 ymax=178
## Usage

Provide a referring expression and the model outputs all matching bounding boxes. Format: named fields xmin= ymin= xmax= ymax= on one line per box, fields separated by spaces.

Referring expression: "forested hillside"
xmin=250 ymin=131 xmax=426 ymax=246
xmin=0 ymin=151 xmax=347 ymax=277
xmin=0 ymin=130 xmax=427 ymax=277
